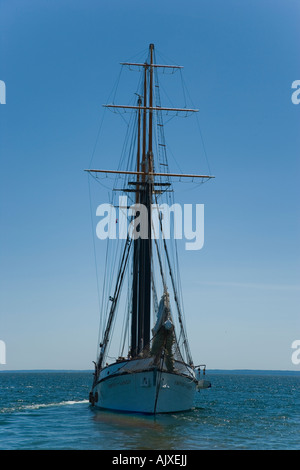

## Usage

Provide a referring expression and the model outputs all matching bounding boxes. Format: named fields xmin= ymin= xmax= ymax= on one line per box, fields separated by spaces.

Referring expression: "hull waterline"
xmin=90 ymin=358 xmax=197 ymax=414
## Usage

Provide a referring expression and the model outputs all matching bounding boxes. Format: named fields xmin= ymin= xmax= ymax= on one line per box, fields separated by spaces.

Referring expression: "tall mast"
xmin=131 ymin=44 xmax=155 ymax=356
xmin=86 ymin=43 xmax=214 ymax=365
xmin=137 ymin=44 xmax=153 ymax=354
xmin=131 ymin=45 xmax=153 ymax=356
xmin=143 ymin=43 xmax=155 ymax=349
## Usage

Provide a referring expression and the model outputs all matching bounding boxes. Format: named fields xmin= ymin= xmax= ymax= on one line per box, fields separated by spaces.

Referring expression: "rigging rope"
xmin=153 ymin=192 xmax=193 ymax=366
xmin=96 ymin=236 xmax=132 ymax=376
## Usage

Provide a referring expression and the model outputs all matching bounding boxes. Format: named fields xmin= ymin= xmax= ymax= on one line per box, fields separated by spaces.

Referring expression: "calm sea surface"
xmin=0 ymin=371 xmax=299 ymax=450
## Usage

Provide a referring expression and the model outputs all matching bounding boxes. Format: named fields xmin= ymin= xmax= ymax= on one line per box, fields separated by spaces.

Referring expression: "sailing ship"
xmin=87 ymin=44 xmax=212 ymax=414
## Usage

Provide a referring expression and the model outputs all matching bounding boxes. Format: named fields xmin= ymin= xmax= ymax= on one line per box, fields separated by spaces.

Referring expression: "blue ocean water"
xmin=0 ymin=371 xmax=299 ymax=450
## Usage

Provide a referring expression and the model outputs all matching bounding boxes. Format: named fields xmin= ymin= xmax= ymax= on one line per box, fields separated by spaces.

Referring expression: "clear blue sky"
xmin=0 ymin=0 xmax=299 ymax=371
